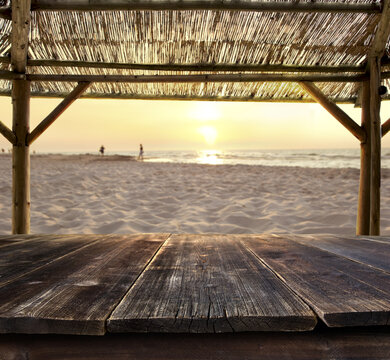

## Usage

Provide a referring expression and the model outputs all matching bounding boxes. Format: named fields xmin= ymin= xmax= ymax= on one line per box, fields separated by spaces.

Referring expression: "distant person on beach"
xmin=138 ymin=144 xmax=144 ymax=160
xmin=99 ymin=145 xmax=105 ymax=156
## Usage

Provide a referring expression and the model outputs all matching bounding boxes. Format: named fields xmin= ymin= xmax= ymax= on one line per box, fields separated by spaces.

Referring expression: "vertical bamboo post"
xmin=370 ymin=57 xmax=381 ymax=235
xmin=11 ymin=0 xmax=31 ymax=234
xmin=12 ymin=80 xmax=30 ymax=234
xmin=357 ymin=80 xmax=371 ymax=235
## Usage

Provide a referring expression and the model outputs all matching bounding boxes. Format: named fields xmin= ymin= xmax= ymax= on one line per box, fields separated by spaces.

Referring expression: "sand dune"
xmin=1 ymin=153 xmax=389 ymax=235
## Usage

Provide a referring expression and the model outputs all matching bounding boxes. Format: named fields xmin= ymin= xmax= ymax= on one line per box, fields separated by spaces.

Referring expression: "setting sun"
xmin=198 ymin=126 xmax=218 ymax=145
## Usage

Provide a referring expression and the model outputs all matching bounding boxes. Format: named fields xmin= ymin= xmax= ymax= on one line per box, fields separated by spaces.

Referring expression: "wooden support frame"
xmin=357 ymin=81 xmax=371 ymax=235
xmin=0 ymin=120 xmax=16 ymax=145
xmin=28 ymin=0 xmax=382 ymax=13
xmin=0 ymin=72 xmax=367 ymax=83
xmin=369 ymin=57 xmax=382 ymax=236
xmin=11 ymin=0 xmax=31 ymax=235
xmin=298 ymin=81 xmax=365 ymax=142
xmin=11 ymin=79 xmax=30 ymax=235
xmin=0 ymin=56 xmax=367 ymax=74
xmin=382 ymin=118 xmax=390 ymax=137
xmin=28 ymin=82 xmax=91 ymax=145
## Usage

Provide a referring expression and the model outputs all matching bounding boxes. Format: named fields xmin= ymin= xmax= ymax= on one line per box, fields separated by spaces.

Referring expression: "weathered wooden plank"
xmin=0 ymin=234 xmax=169 ymax=335
xmin=0 ymin=234 xmax=105 ymax=286
xmin=2 ymin=329 xmax=390 ymax=360
xmin=287 ymin=234 xmax=390 ymax=274
xmin=0 ymin=234 xmax=44 ymax=246
xmin=108 ymin=234 xmax=316 ymax=333
xmin=242 ymin=234 xmax=390 ymax=327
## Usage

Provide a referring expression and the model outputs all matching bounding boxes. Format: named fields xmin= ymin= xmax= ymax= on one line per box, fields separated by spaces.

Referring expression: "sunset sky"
xmin=0 ymin=96 xmax=390 ymax=153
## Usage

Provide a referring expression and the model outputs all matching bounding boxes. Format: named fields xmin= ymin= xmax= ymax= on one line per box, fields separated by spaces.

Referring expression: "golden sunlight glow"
xmin=198 ymin=126 xmax=218 ymax=145
xmin=197 ymin=150 xmax=223 ymax=165
xmin=190 ymin=102 xmax=221 ymax=121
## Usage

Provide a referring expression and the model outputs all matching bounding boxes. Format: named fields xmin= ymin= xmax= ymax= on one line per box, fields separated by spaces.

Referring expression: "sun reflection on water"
xmin=196 ymin=150 xmax=223 ymax=165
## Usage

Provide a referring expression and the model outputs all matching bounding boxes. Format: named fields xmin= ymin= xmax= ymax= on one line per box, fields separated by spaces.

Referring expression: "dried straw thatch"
xmin=0 ymin=1 xmax=389 ymax=102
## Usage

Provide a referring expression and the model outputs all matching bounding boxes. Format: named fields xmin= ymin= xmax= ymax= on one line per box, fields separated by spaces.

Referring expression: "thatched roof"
xmin=0 ymin=0 xmax=389 ymax=103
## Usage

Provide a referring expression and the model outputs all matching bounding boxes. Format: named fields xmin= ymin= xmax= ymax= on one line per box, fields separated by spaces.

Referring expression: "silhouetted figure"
xmin=138 ymin=144 xmax=144 ymax=160
xmin=99 ymin=145 xmax=105 ymax=155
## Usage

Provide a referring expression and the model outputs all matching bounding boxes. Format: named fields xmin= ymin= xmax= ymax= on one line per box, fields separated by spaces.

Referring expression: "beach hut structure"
xmin=0 ymin=0 xmax=389 ymax=235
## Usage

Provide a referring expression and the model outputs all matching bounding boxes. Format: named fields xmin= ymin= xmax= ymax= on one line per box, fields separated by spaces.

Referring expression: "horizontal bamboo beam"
xmin=29 ymin=0 xmax=382 ymax=13
xmin=0 ymin=70 xmax=24 ymax=80
xmin=0 ymin=57 xmax=367 ymax=74
xmin=27 ymin=82 xmax=90 ymax=145
xmin=23 ymin=73 xmax=367 ymax=83
xmin=0 ymin=120 xmax=16 ymax=144
xmin=382 ymin=118 xmax=390 ymax=137
xmin=0 ymin=90 xmax=360 ymax=103
xmin=299 ymin=81 xmax=365 ymax=141
xmin=0 ymin=7 xmax=11 ymax=20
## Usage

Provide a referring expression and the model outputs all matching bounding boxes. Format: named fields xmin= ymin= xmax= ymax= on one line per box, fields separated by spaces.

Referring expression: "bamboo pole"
xmin=29 ymin=0 xmax=381 ymax=13
xmin=12 ymin=80 xmax=30 ymax=234
xmin=0 ymin=90 xmax=361 ymax=103
xmin=11 ymin=0 xmax=31 ymax=234
xmin=299 ymin=81 xmax=365 ymax=141
xmin=382 ymin=118 xmax=390 ymax=137
xmin=370 ymin=57 xmax=382 ymax=235
xmin=28 ymin=82 xmax=90 ymax=145
xmin=357 ymin=81 xmax=371 ymax=235
xmin=0 ymin=56 xmax=367 ymax=74
xmin=0 ymin=121 xmax=16 ymax=144
xmin=24 ymin=73 xmax=365 ymax=83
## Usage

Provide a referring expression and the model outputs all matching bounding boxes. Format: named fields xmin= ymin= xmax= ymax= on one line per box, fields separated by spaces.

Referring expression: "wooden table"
xmin=0 ymin=233 xmax=390 ymax=359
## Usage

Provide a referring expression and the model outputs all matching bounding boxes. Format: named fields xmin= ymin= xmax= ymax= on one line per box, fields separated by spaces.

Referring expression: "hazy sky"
xmin=0 ymin=96 xmax=390 ymax=153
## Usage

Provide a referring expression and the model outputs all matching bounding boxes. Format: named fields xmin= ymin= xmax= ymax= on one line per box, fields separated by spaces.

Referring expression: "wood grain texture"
xmin=11 ymin=79 xmax=30 ymax=234
xmin=108 ymin=234 xmax=316 ymax=333
xmin=242 ymin=234 xmax=390 ymax=327
xmin=1 ymin=329 xmax=390 ymax=360
xmin=288 ymin=234 xmax=390 ymax=273
xmin=369 ymin=57 xmax=381 ymax=235
xmin=0 ymin=234 xmax=169 ymax=335
xmin=0 ymin=235 xmax=104 ymax=286
xmin=0 ymin=234 xmax=44 ymax=247
xmin=357 ymin=80 xmax=371 ymax=235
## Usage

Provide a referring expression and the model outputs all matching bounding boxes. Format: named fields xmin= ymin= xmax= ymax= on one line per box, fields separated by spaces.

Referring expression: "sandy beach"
xmin=1 ymin=153 xmax=390 ymax=235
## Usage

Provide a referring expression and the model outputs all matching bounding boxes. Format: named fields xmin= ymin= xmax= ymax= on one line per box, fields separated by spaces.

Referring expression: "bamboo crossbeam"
xmin=29 ymin=0 xmax=382 ymax=13
xmin=382 ymin=118 xmax=390 ymax=137
xmin=0 ymin=57 xmax=367 ymax=74
xmin=1 ymin=70 xmax=389 ymax=83
xmin=28 ymin=82 xmax=90 ymax=145
xmin=0 ymin=90 xmax=360 ymax=103
xmin=0 ymin=70 xmax=24 ymax=80
xmin=299 ymin=81 xmax=365 ymax=142
xmin=25 ymin=73 xmax=366 ymax=83
xmin=0 ymin=121 xmax=16 ymax=144
xmin=0 ymin=7 xmax=11 ymax=20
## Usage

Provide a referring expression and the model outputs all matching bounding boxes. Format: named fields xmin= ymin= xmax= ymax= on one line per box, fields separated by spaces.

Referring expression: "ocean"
xmin=66 ymin=148 xmax=390 ymax=169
